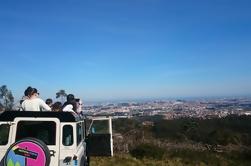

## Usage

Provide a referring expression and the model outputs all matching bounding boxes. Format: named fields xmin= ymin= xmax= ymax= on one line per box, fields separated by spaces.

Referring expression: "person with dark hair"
xmin=24 ymin=86 xmax=30 ymax=97
xmin=62 ymin=94 xmax=77 ymax=113
xmin=51 ymin=102 xmax=62 ymax=112
xmin=21 ymin=86 xmax=51 ymax=111
xmin=45 ymin=98 xmax=53 ymax=107
xmin=22 ymin=86 xmax=30 ymax=101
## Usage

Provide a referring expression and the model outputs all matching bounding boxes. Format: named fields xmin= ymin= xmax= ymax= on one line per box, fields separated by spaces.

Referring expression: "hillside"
xmin=92 ymin=115 xmax=251 ymax=166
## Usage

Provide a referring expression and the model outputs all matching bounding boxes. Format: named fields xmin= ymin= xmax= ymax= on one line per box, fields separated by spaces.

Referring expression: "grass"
xmin=91 ymin=149 xmax=251 ymax=166
xmin=90 ymin=154 xmax=182 ymax=166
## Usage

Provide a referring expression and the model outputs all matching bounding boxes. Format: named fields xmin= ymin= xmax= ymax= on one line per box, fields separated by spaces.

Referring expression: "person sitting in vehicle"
xmin=22 ymin=86 xmax=51 ymax=111
xmin=51 ymin=102 xmax=62 ymax=112
xmin=62 ymin=94 xmax=77 ymax=113
xmin=75 ymin=98 xmax=84 ymax=115
xmin=45 ymin=98 xmax=53 ymax=108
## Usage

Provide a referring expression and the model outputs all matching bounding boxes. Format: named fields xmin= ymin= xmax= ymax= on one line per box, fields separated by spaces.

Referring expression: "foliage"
xmin=91 ymin=154 xmax=182 ymax=166
xmin=166 ymin=149 xmax=251 ymax=166
xmin=0 ymin=102 xmax=3 ymax=111
xmin=56 ymin=89 xmax=67 ymax=103
xmin=108 ymin=116 xmax=251 ymax=165
xmin=0 ymin=85 xmax=14 ymax=111
xmin=91 ymin=150 xmax=251 ymax=166
xmin=152 ymin=116 xmax=251 ymax=146
xmin=130 ymin=143 xmax=165 ymax=160
xmin=113 ymin=118 xmax=141 ymax=134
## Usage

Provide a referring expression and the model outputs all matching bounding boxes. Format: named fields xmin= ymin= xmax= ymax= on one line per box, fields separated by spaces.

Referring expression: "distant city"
xmin=83 ymin=97 xmax=251 ymax=119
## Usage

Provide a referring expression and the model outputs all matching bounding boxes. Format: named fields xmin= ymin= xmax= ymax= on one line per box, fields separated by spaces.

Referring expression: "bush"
xmin=130 ymin=144 xmax=165 ymax=160
xmin=113 ymin=119 xmax=141 ymax=134
xmin=152 ymin=116 xmax=251 ymax=146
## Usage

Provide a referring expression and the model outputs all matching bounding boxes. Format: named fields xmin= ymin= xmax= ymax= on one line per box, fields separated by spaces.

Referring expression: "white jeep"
xmin=0 ymin=111 xmax=113 ymax=166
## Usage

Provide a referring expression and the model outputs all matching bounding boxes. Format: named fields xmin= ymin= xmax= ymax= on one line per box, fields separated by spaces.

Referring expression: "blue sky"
xmin=1 ymin=0 xmax=251 ymax=102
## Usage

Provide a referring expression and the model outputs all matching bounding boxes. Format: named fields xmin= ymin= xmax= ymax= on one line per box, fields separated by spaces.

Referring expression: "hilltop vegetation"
xmin=112 ymin=115 xmax=251 ymax=147
xmin=93 ymin=115 xmax=251 ymax=166
xmin=152 ymin=115 xmax=251 ymax=146
xmin=91 ymin=150 xmax=251 ymax=166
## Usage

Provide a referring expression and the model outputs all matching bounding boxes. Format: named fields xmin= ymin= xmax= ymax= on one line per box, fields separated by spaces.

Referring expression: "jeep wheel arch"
xmin=3 ymin=138 xmax=51 ymax=166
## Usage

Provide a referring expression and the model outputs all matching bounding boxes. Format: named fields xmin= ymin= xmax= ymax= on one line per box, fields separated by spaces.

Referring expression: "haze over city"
xmin=1 ymin=0 xmax=251 ymax=102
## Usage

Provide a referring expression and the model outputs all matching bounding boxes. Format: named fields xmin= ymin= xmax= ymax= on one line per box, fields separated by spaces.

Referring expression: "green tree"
xmin=0 ymin=85 xmax=14 ymax=111
xmin=56 ymin=89 xmax=67 ymax=103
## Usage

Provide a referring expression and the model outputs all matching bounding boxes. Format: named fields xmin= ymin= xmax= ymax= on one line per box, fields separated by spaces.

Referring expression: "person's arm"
xmin=39 ymin=99 xmax=51 ymax=111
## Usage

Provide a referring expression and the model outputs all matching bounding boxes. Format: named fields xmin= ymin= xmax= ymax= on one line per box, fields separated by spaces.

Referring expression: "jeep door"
xmin=60 ymin=122 xmax=86 ymax=166
xmin=86 ymin=117 xmax=113 ymax=157
xmin=13 ymin=118 xmax=60 ymax=166
xmin=76 ymin=121 xmax=86 ymax=166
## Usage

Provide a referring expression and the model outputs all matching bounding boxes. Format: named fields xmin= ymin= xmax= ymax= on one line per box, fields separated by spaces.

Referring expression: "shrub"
xmin=130 ymin=143 xmax=165 ymax=160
